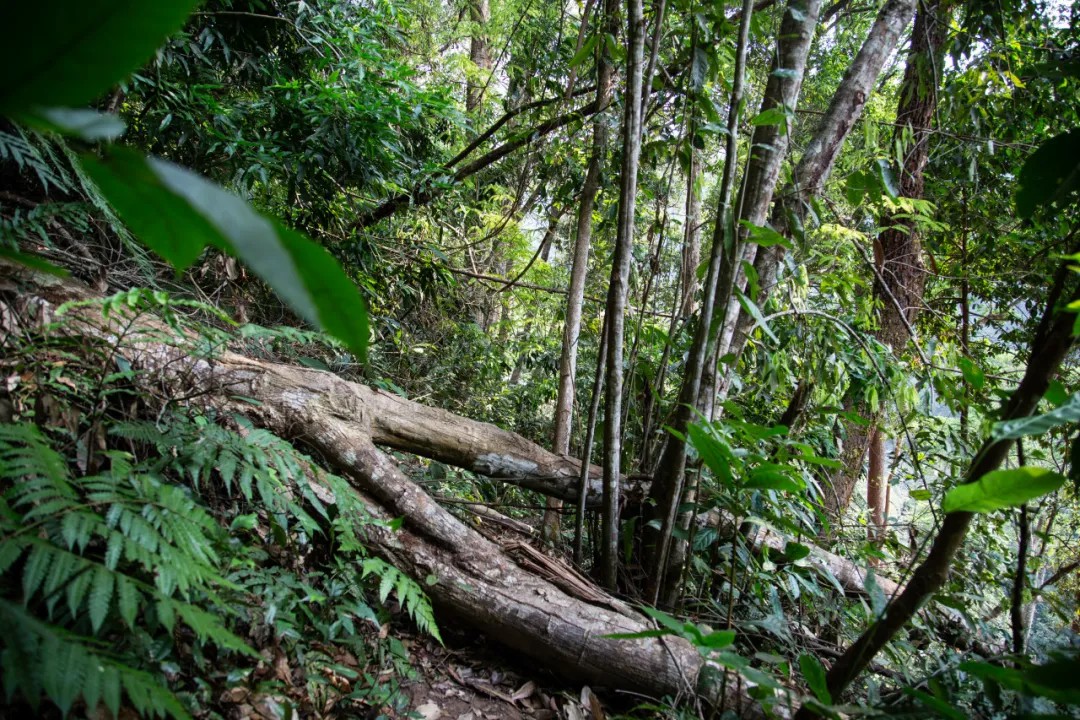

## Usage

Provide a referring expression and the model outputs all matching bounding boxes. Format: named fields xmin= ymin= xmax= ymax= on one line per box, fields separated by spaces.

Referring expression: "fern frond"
xmin=361 ymin=557 xmax=442 ymax=644
xmin=0 ymin=600 xmax=191 ymax=720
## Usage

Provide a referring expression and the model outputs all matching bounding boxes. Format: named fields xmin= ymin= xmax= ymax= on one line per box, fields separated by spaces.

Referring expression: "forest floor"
xmin=400 ymin=628 xmax=576 ymax=720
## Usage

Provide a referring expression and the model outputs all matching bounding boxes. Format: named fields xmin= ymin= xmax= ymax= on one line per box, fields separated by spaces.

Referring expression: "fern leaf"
xmin=43 ymin=548 xmax=80 ymax=604
xmin=101 ymin=663 xmax=121 ymax=718
xmin=171 ymin=602 xmax=258 ymax=658
xmin=65 ymin=565 xmax=93 ymax=620
xmin=104 ymin=530 xmax=123 ymax=570
xmin=88 ymin=565 xmax=114 ymax=632
xmin=41 ymin=631 xmax=84 ymax=715
xmin=115 ymin=575 xmax=139 ymax=629
xmin=22 ymin=542 xmax=52 ymax=600
xmin=378 ymin=569 xmax=395 ymax=605
xmin=156 ymin=597 xmax=175 ymax=632
xmin=0 ymin=538 xmax=27 ymax=575
xmin=81 ymin=658 xmax=104 ymax=716
xmin=120 ymin=667 xmax=191 ymax=720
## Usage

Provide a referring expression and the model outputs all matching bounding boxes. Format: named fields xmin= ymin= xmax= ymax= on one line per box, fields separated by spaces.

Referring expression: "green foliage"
xmin=1 ymin=0 xmax=371 ymax=361
xmin=943 ymin=467 xmax=1066 ymax=514
xmin=82 ymin=147 xmax=369 ymax=359
xmin=0 ymin=1 xmax=201 ymax=113
xmin=1016 ymin=128 xmax=1080 ymax=219
xmin=961 ymin=652 xmax=1080 ymax=705
xmin=0 ymin=307 xmax=439 ymax=716
xmin=992 ymin=391 xmax=1080 ymax=440
xmin=0 ymin=422 xmax=247 ymax=716
xmin=798 ymin=653 xmax=831 ymax=705
xmin=361 ymin=558 xmax=442 ymax=644
xmin=2 ymin=0 xmax=1080 ymax=716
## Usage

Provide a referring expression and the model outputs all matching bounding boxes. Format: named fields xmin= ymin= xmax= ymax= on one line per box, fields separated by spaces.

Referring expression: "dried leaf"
xmin=512 ymin=680 xmax=536 ymax=702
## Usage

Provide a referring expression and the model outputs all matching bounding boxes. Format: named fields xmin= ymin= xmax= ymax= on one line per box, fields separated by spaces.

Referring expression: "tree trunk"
xmin=599 ymin=0 xmax=647 ymax=589
xmin=466 ymin=0 xmax=492 ymax=113
xmin=645 ymin=0 xmax=822 ymax=604
xmin=4 ymin=259 xmax=994 ymax=664
xmin=543 ymin=0 xmax=618 ymax=544
xmin=866 ymin=427 xmax=886 ymax=542
xmin=823 ymin=0 xmax=948 ymax=521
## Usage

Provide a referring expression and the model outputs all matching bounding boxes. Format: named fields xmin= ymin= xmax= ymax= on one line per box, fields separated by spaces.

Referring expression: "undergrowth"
xmin=0 ymin=292 xmax=440 ymax=718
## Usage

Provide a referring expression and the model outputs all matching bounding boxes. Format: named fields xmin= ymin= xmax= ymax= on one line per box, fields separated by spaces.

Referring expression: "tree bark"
xmin=866 ymin=427 xmax=886 ymax=542
xmin=466 ymin=0 xmax=492 ymax=113
xmin=599 ymin=0 xmax=647 ymax=589
xmin=544 ymin=0 xmax=618 ymax=544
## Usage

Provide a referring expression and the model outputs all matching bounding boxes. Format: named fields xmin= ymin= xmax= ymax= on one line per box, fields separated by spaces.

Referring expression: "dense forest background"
xmin=1 ymin=0 xmax=1080 ymax=717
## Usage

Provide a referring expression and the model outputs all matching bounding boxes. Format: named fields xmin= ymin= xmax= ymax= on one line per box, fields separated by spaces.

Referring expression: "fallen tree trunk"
xmin=0 ymin=262 xmax=915 ymax=602
xmin=1 ymin=262 xmax=788 ymax=716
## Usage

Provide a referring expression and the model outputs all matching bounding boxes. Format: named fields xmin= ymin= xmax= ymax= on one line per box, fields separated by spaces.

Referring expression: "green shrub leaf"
xmin=1016 ymin=128 xmax=1080 ymax=218
xmin=0 ymin=1 xmax=203 ymax=114
xmin=81 ymin=148 xmax=369 ymax=360
xmin=799 ymin=653 xmax=831 ymax=704
xmin=991 ymin=392 xmax=1080 ymax=440
xmin=943 ymin=467 xmax=1065 ymax=514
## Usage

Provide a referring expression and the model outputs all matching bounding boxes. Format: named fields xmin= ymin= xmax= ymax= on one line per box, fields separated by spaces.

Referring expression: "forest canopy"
xmin=1 ymin=0 xmax=1079 ymax=718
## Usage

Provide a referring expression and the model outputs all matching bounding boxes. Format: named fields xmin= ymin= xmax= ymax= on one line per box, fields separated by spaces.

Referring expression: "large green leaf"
xmin=799 ymin=653 xmax=831 ymax=705
xmin=991 ymin=391 xmax=1080 ymax=440
xmin=739 ymin=221 xmax=793 ymax=249
xmin=961 ymin=657 xmax=1080 ymax=704
xmin=80 ymin=150 xmax=214 ymax=269
xmin=736 ymin=289 xmax=779 ymax=343
xmin=745 ymin=467 xmax=804 ymax=493
xmin=81 ymin=148 xmax=368 ymax=360
xmin=0 ymin=1 xmax=203 ymax=114
xmin=942 ymin=466 xmax=1065 ymax=514
xmin=1016 ymin=128 xmax=1080 ymax=219
xmin=875 ymin=159 xmax=900 ymax=200
xmin=687 ymin=423 xmax=733 ymax=486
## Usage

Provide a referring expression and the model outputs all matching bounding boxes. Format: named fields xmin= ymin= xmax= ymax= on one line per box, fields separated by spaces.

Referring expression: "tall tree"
xmin=645 ymin=0 xmax=824 ymax=603
xmin=543 ymin=0 xmax=617 ymax=543
xmin=713 ymin=0 xmax=920 ymax=405
xmin=599 ymin=0 xmax=647 ymax=589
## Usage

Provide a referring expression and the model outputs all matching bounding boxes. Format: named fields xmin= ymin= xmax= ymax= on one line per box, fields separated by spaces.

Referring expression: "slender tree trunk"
xmin=538 ymin=204 xmax=567 ymax=263
xmin=600 ymin=0 xmax=647 ymax=589
xmin=645 ymin=0 xmax=822 ymax=604
xmin=544 ymin=0 xmax=617 ymax=543
xmin=621 ymin=169 xmax=673 ymax=448
xmin=639 ymin=26 xmax=702 ymax=474
xmin=1012 ymin=502 xmax=1031 ymax=655
xmin=575 ymin=317 xmax=610 ymax=564
xmin=680 ymin=152 xmax=703 ymax=318
xmin=867 ymin=427 xmax=886 ymax=542
xmin=466 ymin=0 xmax=492 ymax=113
